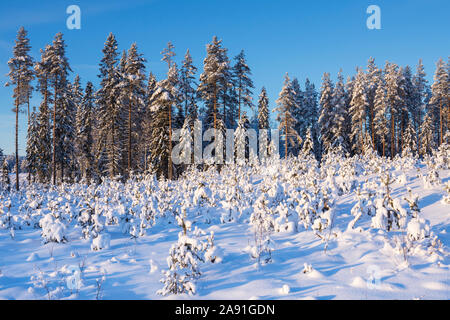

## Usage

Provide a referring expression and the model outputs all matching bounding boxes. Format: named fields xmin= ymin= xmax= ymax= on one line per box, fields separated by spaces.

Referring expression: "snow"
xmin=0 ymin=154 xmax=449 ymax=300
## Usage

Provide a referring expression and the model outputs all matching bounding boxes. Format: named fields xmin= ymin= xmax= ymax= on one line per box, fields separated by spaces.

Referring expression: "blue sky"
xmin=0 ymin=0 xmax=448 ymax=155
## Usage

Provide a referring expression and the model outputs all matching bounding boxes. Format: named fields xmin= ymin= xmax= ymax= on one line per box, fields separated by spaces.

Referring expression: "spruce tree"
xmin=275 ymin=73 xmax=300 ymax=157
xmin=419 ymin=112 xmax=435 ymax=156
xmin=47 ymin=32 xmax=72 ymax=184
xmin=76 ymin=81 xmax=95 ymax=181
xmin=374 ymin=76 xmax=389 ymax=157
xmin=97 ymin=33 xmax=124 ymax=179
xmin=332 ymin=70 xmax=350 ymax=153
xmin=123 ymin=43 xmax=147 ymax=175
xmin=349 ymin=68 xmax=368 ymax=154
xmin=318 ymin=72 xmax=335 ymax=154
xmin=180 ymin=50 xmax=198 ymax=123
xmin=232 ymin=50 xmax=254 ymax=120
xmin=430 ymin=58 xmax=449 ymax=146
xmin=26 ymin=108 xmax=40 ymax=182
xmin=257 ymin=87 xmax=270 ymax=130
xmin=6 ymin=27 xmax=34 ymax=191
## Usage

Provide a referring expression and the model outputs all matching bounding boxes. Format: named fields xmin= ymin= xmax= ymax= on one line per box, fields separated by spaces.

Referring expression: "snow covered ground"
xmin=0 ymin=151 xmax=449 ymax=300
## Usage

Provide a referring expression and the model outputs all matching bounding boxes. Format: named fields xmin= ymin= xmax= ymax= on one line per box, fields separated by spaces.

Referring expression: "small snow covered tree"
xmin=158 ymin=211 xmax=205 ymax=296
xmin=1 ymin=160 xmax=11 ymax=192
xmin=257 ymin=87 xmax=269 ymax=130
xmin=402 ymin=120 xmax=417 ymax=157
xmin=250 ymin=194 xmax=275 ymax=265
xmin=419 ymin=112 xmax=435 ymax=156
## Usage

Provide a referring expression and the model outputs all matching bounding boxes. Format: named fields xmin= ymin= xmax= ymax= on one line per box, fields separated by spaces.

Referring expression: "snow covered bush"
xmin=442 ymin=182 xmax=450 ymax=204
xmin=407 ymin=218 xmax=431 ymax=241
xmin=91 ymin=233 xmax=111 ymax=251
xmin=157 ymin=213 xmax=205 ymax=296
xmin=249 ymin=193 xmax=275 ymax=265
xmin=39 ymin=213 xmax=67 ymax=243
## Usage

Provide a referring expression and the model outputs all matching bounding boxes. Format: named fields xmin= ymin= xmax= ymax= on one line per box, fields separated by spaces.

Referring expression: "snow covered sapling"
xmin=347 ymin=186 xmax=376 ymax=230
xmin=1 ymin=160 xmax=10 ymax=192
xmin=250 ymin=194 xmax=275 ymax=265
xmin=442 ymin=182 xmax=450 ymax=204
xmin=157 ymin=210 xmax=205 ymax=296
xmin=371 ymin=171 xmax=407 ymax=231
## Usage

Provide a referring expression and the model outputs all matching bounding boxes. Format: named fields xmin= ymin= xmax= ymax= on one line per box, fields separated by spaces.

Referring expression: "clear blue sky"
xmin=0 ymin=0 xmax=448 ymax=155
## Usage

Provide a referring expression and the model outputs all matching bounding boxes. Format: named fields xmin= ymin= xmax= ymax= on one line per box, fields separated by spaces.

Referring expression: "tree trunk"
xmin=439 ymin=100 xmax=443 ymax=145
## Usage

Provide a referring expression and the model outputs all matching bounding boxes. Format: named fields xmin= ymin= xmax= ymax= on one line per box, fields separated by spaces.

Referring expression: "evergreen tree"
xmin=304 ymin=78 xmax=320 ymax=158
xmin=384 ymin=62 xmax=404 ymax=158
xmin=419 ymin=111 xmax=435 ymax=156
xmin=198 ymin=36 xmax=231 ymax=132
xmin=402 ymin=119 xmax=417 ymax=157
xmin=275 ymin=73 xmax=300 ymax=157
xmin=76 ymin=81 xmax=95 ymax=181
xmin=96 ymin=33 xmax=124 ymax=179
xmin=366 ymin=58 xmax=380 ymax=146
xmin=430 ymin=58 xmax=449 ymax=146
xmin=123 ymin=43 xmax=147 ymax=175
xmin=47 ymin=32 xmax=72 ymax=184
xmin=373 ymin=76 xmax=389 ymax=157
xmin=26 ymin=108 xmax=40 ymax=182
xmin=318 ymin=72 xmax=334 ymax=154
xmin=6 ymin=27 xmax=34 ymax=191
xmin=301 ymin=127 xmax=314 ymax=158
xmin=180 ymin=50 xmax=198 ymax=122
xmin=349 ymin=68 xmax=368 ymax=154
xmin=331 ymin=70 xmax=350 ymax=153
xmin=412 ymin=59 xmax=428 ymax=153
xmin=257 ymin=87 xmax=270 ymax=130
xmin=149 ymin=66 xmax=179 ymax=179
xmin=1 ymin=160 xmax=10 ymax=192
xmin=232 ymin=50 xmax=254 ymax=120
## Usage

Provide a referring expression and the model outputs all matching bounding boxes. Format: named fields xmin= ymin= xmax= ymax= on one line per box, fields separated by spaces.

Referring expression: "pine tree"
xmin=26 ymin=108 xmax=40 ymax=182
xmin=349 ymin=68 xmax=368 ymax=154
xmin=301 ymin=127 xmax=314 ymax=158
xmin=96 ymin=33 xmax=124 ymax=179
xmin=419 ymin=112 xmax=435 ymax=156
xmin=234 ymin=111 xmax=251 ymax=164
xmin=275 ymin=73 xmax=300 ymax=157
xmin=47 ymin=32 xmax=72 ymax=184
xmin=430 ymin=58 xmax=449 ymax=146
xmin=331 ymin=70 xmax=350 ymax=153
xmin=198 ymin=36 xmax=231 ymax=132
xmin=149 ymin=67 xmax=179 ymax=179
xmin=1 ymin=160 xmax=10 ymax=192
xmin=180 ymin=50 xmax=198 ymax=122
xmin=291 ymin=78 xmax=306 ymax=144
xmin=366 ymin=58 xmax=380 ymax=146
xmin=257 ymin=87 xmax=269 ymax=130
xmin=402 ymin=119 xmax=417 ymax=157
xmin=304 ymin=78 xmax=320 ymax=158
xmin=232 ymin=50 xmax=254 ymax=120
xmin=412 ymin=59 xmax=428 ymax=153
xmin=123 ymin=43 xmax=147 ymax=175
xmin=374 ymin=76 xmax=389 ymax=157
xmin=6 ymin=27 xmax=34 ymax=191
xmin=318 ymin=72 xmax=335 ymax=154
xmin=384 ymin=62 xmax=404 ymax=158
xmin=76 ymin=81 xmax=95 ymax=181
xmin=143 ymin=73 xmax=157 ymax=172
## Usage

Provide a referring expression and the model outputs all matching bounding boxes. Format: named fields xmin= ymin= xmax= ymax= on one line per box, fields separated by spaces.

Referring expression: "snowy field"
xmin=0 ymin=150 xmax=449 ymax=300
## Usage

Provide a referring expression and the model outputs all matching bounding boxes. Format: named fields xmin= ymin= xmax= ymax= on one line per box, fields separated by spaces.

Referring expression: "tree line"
xmin=5 ymin=27 xmax=449 ymax=189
